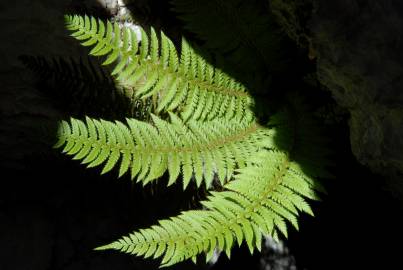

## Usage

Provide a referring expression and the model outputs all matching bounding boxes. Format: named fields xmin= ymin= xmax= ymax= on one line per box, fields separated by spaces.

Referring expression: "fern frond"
xmin=96 ymin=149 xmax=321 ymax=267
xmin=64 ymin=15 xmax=252 ymax=121
xmin=54 ymin=113 xmax=272 ymax=188
xmin=94 ymin=104 xmax=330 ymax=267
xmin=171 ymin=0 xmax=285 ymax=79
xmin=60 ymin=12 xmax=332 ymax=268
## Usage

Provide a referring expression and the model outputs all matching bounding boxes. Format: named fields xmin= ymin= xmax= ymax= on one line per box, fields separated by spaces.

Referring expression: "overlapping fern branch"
xmin=94 ymin=104 xmax=329 ymax=267
xmin=55 ymin=112 xmax=272 ymax=188
xmin=54 ymin=14 xmax=332 ymax=268
xmin=64 ymin=14 xmax=252 ymax=121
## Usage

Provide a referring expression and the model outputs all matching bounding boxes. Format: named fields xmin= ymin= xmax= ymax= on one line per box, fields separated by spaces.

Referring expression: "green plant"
xmin=54 ymin=12 xmax=330 ymax=267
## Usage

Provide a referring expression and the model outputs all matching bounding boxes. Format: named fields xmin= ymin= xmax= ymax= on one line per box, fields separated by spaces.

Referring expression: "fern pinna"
xmin=55 ymin=15 xmax=330 ymax=267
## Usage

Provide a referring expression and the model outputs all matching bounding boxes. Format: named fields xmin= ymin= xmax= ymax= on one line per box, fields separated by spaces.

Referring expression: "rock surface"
xmin=260 ymin=237 xmax=298 ymax=270
xmin=271 ymin=0 xmax=403 ymax=199
xmin=312 ymin=0 xmax=403 ymax=195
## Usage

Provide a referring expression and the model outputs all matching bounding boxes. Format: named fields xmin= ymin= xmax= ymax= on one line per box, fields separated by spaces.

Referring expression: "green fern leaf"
xmin=95 ymin=148 xmax=323 ymax=266
xmin=64 ymin=15 xmax=252 ymax=121
xmin=54 ymin=114 xmax=271 ymax=188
